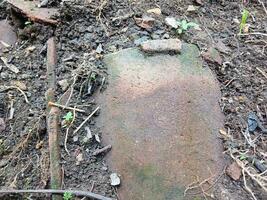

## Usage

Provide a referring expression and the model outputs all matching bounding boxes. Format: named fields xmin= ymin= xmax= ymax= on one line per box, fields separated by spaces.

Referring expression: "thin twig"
xmin=225 ymin=78 xmax=235 ymax=87
xmin=92 ymin=145 xmax=112 ymax=156
xmin=257 ymin=0 xmax=267 ymax=15
xmin=65 ymin=74 xmax=77 ymax=107
xmin=184 ymin=175 xmax=214 ymax=196
xmin=0 ymin=189 xmax=112 ymax=200
xmin=73 ymin=106 xmax=100 ymax=134
xmin=96 ymin=0 xmax=109 ymax=36
xmin=184 ymin=167 xmax=225 ymax=196
xmin=90 ymin=181 xmax=95 ymax=192
xmin=0 ymin=86 xmax=29 ymax=104
xmin=242 ymin=167 xmax=257 ymax=200
xmin=230 ymin=151 xmax=267 ymax=199
xmin=256 ymin=67 xmax=267 ymax=79
xmin=48 ymin=102 xmax=85 ymax=113
xmin=239 ymin=32 xmax=267 ymax=37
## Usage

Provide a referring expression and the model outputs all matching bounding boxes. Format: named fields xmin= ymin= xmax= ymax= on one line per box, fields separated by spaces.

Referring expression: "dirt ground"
xmin=0 ymin=0 xmax=266 ymax=199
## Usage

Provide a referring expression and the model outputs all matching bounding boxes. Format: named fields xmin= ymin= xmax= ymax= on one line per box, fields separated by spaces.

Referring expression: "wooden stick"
xmin=93 ymin=145 xmax=112 ymax=156
xmin=73 ymin=106 xmax=100 ymax=134
xmin=46 ymin=37 xmax=62 ymax=200
xmin=0 ymin=189 xmax=113 ymax=200
xmin=48 ymin=101 xmax=85 ymax=113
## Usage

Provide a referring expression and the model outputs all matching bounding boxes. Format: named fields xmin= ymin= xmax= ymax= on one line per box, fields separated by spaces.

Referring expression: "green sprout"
xmin=240 ymin=154 xmax=247 ymax=161
xmin=176 ymin=20 xmax=199 ymax=34
xmin=63 ymin=191 xmax=73 ymax=200
xmin=63 ymin=112 xmax=73 ymax=123
xmin=239 ymin=9 xmax=249 ymax=34
xmin=62 ymin=112 xmax=73 ymax=127
xmin=90 ymin=72 xmax=97 ymax=81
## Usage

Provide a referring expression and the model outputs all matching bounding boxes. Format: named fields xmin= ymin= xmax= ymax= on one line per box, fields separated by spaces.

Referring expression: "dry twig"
xmin=184 ymin=167 xmax=225 ymax=197
xmin=0 ymin=189 xmax=112 ymax=200
xmin=239 ymin=32 xmax=267 ymax=37
xmin=73 ymin=106 xmax=100 ymax=134
xmin=0 ymin=86 xmax=29 ymax=104
xmin=256 ymin=67 xmax=267 ymax=80
xmin=96 ymin=0 xmax=109 ymax=36
xmin=184 ymin=175 xmax=214 ymax=197
xmin=257 ymin=0 xmax=267 ymax=15
xmin=92 ymin=145 xmax=112 ymax=156
xmin=48 ymin=102 xmax=85 ymax=113
xmin=230 ymin=151 xmax=267 ymax=200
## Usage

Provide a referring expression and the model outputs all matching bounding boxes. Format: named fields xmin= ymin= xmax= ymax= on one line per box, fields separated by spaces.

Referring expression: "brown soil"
xmin=0 ymin=0 xmax=266 ymax=199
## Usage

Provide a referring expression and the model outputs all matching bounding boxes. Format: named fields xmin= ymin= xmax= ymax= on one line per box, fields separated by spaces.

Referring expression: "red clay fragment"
xmin=140 ymin=39 xmax=182 ymax=53
xmin=226 ymin=162 xmax=241 ymax=181
xmin=7 ymin=0 xmax=58 ymax=25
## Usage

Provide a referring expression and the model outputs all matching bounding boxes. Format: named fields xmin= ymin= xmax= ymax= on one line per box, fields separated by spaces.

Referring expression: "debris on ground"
xmin=226 ymin=162 xmax=242 ymax=181
xmin=0 ymin=20 xmax=17 ymax=53
xmin=214 ymin=40 xmax=231 ymax=54
xmin=165 ymin=17 xmax=178 ymax=29
xmin=93 ymin=145 xmax=112 ymax=156
xmin=7 ymin=0 xmax=58 ymax=25
xmin=147 ymin=8 xmax=162 ymax=15
xmin=0 ymin=57 xmax=19 ymax=73
xmin=76 ymin=153 xmax=83 ymax=165
xmin=58 ymin=79 xmax=69 ymax=91
xmin=0 ymin=118 xmax=5 ymax=133
xmin=110 ymin=173 xmax=120 ymax=186
xmin=135 ymin=15 xmax=155 ymax=29
xmin=140 ymin=39 xmax=182 ymax=53
xmin=194 ymin=0 xmax=204 ymax=6
xmin=248 ymin=112 xmax=267 ymax=133
xmin=187 ymin=5 xmax=198 ymax=12
xmin=202 ymin=47 xmax=223 ymax=65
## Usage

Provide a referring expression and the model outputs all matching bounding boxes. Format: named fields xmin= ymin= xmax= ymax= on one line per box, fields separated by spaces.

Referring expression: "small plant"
xmin=63 ymin=191 xmax=73 ymax=200
xmin=63 ymin=112 xmax=73 ymax=122
xmin=176 ymin=19 xmax=199 ymax=34
xmin=90 ymin=72 xmax=97 ymax=82
xmin=239 ymin=9 xmax=249 ymax=34
xmin=240 ymin=154 xmax=247 ymax=161
xmin=62 ymin=112 xmax=73 ymax=127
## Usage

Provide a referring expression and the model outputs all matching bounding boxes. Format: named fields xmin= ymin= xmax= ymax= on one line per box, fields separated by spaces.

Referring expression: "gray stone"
xmin=110 ymin=173 xmax=120 ymax=186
